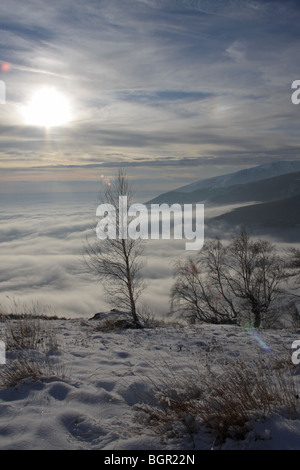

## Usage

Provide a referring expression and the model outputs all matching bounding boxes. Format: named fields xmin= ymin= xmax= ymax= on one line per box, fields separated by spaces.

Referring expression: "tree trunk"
xmin=122 ymin=240 xmax=140 ymax=326
xmin=129 ymin=281 xmax=139 ymax=325
xmin=253 ymin=310 xmax=261 ymax=329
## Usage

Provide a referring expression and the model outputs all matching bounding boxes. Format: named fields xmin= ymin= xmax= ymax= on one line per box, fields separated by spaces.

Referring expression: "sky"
xmin=0 ymin=0 xmax=300 ymax=198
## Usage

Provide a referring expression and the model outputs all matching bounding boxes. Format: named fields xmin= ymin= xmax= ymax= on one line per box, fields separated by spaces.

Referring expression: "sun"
xmin=23 ymin=87 xmax=71 ymax=128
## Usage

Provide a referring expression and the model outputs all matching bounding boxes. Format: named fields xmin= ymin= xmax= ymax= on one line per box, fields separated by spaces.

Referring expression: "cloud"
xmin=0 ymin=0 xmax=299 ymax=176
xmin=1 ymin=177 xmax=298 ymax=318
xmin=0 ymin=199 xmax=194 ymax=316
xmin=0 ymin=195 xmax=188 ymax=318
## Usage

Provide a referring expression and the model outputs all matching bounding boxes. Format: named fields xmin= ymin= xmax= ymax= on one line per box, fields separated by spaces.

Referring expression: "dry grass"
xmin=4 ymin=316 xmax=59 ymax=353
xmin=0 ymin=352 xmax=67 ymax=388
xmin=0 ymin=299 xmax=60 ymax=354
xmin=0 ymin=298 xmax=60 ymax=320
xmin=0 ymin=300 xmax=64 ymax=388
xmin=136 ymin=355 xmax=300 ymax=446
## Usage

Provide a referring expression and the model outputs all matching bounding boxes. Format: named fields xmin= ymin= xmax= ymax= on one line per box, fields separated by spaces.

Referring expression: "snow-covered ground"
xmin=0 ymin=315 xmax=300 ymax=451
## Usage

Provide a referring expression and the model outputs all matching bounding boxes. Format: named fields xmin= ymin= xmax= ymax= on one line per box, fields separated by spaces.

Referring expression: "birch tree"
xmin=84 ymin=169 xmax=146 ymax=326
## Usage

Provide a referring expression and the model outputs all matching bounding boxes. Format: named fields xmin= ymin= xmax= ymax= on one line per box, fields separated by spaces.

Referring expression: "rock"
xmin=89 ymin=309 xmax=143 ymax=330
xmin=89 ymin=309 xmax=130 ymax=321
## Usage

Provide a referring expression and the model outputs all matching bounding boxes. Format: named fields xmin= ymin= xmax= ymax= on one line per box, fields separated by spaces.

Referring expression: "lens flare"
xmin=1 ymin=62 xmax=11 ymax=72
xmin=244 ymin=326 xmax=272 ymax=353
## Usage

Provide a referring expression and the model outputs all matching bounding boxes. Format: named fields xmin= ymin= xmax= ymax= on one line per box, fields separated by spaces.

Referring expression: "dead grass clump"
xmin=199 ymin=358 xmax=298 ymax=443
xmin=0 ymin=301 xmax=66 ymax=388
xmin=0 ymin=299 xmax=60 ymax=354
xmin=136 ymin=356 xmax=299 ymax=446
xmin=0 ymin=352 xmax=67 ymax=388
xmin=5 ymin=316 xmax=58 ymax=352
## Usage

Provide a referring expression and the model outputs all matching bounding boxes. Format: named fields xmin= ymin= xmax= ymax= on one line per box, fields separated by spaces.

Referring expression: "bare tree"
xmin=171 ymin=238 xmax=238 ymax=325
xmin=286 ymin=247 xmax=300 ymax=284
xmin=171 ymin=230 xmax=289 ymax=328
xmin=227 ymin=230 xmax=288 ymax=328
xmin=84 ymin=169 xmax=146 ymax=326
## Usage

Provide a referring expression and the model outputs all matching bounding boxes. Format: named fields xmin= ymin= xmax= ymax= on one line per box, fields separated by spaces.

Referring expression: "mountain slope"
xmin=147 ymin=171 xmax=300 ymax=206
xmin=176 ymin=160 xmax=300 ymax=193
xmin=208 ymin=194 xmax=300 ymax=241
xmin=146 ymin=160 xmax=300 ymax=240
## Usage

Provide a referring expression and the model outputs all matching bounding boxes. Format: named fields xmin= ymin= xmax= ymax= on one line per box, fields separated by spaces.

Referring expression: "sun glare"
xmin=23 ymin=87 xmax=71 ymax=128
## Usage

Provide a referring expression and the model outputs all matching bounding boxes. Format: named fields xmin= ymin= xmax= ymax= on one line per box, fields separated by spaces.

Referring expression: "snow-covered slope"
xmin=176 ymin=161 xmax=300 ymax=193
xmin=0 ymin=318 xmax=299 ymax=450
xmin=147 ymin=171 xmax=300 ymax=206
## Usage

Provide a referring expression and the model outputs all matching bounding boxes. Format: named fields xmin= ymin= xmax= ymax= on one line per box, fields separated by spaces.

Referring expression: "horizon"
xmin=1 ymin=159 xmax=299 ymax=202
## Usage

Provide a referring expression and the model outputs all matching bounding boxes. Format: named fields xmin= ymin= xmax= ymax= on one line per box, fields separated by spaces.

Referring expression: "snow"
xmin=0 ymin=316 xmax=300 ymax=450
xmin=176 ymin=160 xmax=300 ymax=193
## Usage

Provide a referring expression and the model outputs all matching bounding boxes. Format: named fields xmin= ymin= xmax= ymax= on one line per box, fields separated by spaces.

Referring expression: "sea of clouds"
xmin=0 ymin=191 xmax=189 ymax=318
xmin=1 ymin=189 xmax=296 ymax=319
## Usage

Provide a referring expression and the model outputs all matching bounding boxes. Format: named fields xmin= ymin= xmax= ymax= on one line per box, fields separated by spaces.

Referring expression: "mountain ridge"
xmin=146 ymin=160 xmax=300 ymax=241
xmin=147 ymin=170 xmax=300 ymax=206
xmin=207 ymin=194 xmax=300 ymax=242
xmin=175 ymin=160 xmax=300 ymax=193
